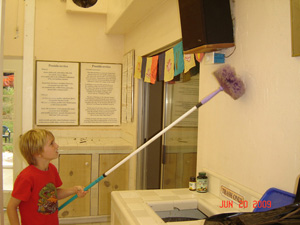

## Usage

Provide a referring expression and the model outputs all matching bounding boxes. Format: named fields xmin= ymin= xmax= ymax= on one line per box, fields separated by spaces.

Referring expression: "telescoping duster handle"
xmin=58 ymin=87 xmax=224 ymax=211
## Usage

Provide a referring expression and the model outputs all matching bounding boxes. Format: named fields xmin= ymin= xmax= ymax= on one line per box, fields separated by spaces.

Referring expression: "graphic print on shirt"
xmin=37 ymin=183 xmax=58 ymax=215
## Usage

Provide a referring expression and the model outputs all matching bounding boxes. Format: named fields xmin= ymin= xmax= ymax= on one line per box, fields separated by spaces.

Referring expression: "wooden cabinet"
xmin=56 ymin=141 xmax=132 ymax=224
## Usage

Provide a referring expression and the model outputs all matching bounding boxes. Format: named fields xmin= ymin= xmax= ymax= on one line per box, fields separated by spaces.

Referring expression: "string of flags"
xmin=134 ymin=41 xmax=204 ymax=84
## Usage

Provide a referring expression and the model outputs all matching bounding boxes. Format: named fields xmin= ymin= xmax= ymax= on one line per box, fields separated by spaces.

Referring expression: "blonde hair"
xmin=19 ymin=129 xmax=54 ymax=165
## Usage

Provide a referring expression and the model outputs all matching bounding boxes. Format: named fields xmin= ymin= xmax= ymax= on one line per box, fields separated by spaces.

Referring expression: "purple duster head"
xmin=213 ymin=65 xmax=245 ymax=100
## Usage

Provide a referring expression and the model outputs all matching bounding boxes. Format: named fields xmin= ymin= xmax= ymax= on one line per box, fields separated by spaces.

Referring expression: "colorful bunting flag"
xmin=184 ymin=54 xmax=196 ymax=73
xmin=144 ymin=57 xmax=152 ymax=83
xmin=164 ymin=48 xmax=174 ymax=82
xmin=141 ymin=57 xmax=147 ymax=80
xmin=135 ymin=42 xmax=200 ymax=84
xmin=173 ymin=42 xmax=184 ymax=76
xmin=151 ymin=55 xmax=159 ymax=84
xmin=134 ymin=56 xmax=143 ymax=79
xmin=195 ymin=53 xmax=205 ymax=63
xmin=158 ymin=52 xmax=165 ymax=81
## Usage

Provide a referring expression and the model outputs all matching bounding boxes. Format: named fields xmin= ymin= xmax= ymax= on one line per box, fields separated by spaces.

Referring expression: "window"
xmin=2 ymin=72 xmax=14 ymax=191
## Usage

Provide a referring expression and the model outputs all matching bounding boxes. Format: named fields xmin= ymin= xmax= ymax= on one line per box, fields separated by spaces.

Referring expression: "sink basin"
xmin=156 ymin=208 xmax=207 ymax=222
xmin=148 ymin=199 xmax=208 ymax=222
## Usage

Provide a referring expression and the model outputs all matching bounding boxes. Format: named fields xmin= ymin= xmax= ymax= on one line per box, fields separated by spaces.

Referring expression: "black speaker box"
xmin=178 ymin=0 xmax=235 ymax=53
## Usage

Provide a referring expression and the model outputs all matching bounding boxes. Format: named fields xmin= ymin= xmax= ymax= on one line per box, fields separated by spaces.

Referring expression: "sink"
xmin=147 ymin=199 xmax=208 ymax=222
xmin=155 ymin=208 xmax=207 ymax=222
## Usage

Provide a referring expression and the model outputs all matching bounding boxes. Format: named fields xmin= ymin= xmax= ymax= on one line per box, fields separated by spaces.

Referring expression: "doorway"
xmin=138 ymin=71 xmax=199 ymax=189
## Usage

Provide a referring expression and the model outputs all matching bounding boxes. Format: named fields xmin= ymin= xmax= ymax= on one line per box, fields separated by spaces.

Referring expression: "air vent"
xmin=66 ymin=0 xmax=107 ymax=14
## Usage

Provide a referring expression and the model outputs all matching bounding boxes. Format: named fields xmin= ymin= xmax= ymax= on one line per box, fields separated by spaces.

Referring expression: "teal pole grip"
xmin=58 ymin=174 xmax=106 ymax=211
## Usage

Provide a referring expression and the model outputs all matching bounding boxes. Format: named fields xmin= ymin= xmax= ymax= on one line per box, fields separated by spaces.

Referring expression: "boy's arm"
xmin=57 ymin=186 xmax=88 ymax=200
xmin=7 ymin=197 xmax=21 ymax=225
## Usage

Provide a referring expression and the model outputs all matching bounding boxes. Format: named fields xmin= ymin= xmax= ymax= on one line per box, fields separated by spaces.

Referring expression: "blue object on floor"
xmin=253 ymin=187 xmax=295 ymax=212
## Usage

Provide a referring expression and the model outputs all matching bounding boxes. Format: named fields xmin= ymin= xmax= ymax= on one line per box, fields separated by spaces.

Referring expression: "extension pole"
xmin=58 ymin=87 xmax=223 ymax=211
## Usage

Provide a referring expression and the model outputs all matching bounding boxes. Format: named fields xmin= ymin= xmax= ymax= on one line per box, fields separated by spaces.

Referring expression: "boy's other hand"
xmin=74 ymin=186 xmax=88 ymax=198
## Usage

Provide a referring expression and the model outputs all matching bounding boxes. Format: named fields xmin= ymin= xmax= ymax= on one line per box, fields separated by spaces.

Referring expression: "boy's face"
xmin=40 ymin=135 xmax=59 ymax=161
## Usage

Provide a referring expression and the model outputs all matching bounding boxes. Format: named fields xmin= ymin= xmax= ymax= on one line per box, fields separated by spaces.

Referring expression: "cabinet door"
xmin=58 ymin=154 xmax=91 ymax=218
xmin=98 ymin=154 xmax=129 ymax=215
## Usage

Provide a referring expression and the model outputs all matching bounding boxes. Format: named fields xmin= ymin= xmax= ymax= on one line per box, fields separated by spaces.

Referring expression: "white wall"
xmin=106 ymin=0 xmax=133 ymax=33
xmin=124 ymin=0 xmax=182 ymax=56
xmin=198 ymin=0 xmax=300 ymax=195
xmin=125 ymin=0 xmax=300 ymax=195
xmin=33 ymin=1 xmax=129 ymax=138
xmin=35 ymin=1 xmax=124 ymax=63
xmin=3 ymin=0 xmax=24 ymax=57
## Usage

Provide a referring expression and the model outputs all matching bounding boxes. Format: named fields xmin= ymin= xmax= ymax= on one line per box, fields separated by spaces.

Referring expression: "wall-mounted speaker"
xmin=178 ymin=0 xmax=234 ymax=54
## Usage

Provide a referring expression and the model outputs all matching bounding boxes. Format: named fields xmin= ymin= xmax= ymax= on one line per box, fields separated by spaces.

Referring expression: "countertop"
xmin=111 ymin=188 xmax=244 ymax=225
xmin=55 ymin=137 xmax=133 ymax=152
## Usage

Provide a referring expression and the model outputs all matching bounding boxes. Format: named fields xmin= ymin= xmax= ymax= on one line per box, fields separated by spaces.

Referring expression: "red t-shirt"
xmin=12 ymin=163 xmax=63 ymax=225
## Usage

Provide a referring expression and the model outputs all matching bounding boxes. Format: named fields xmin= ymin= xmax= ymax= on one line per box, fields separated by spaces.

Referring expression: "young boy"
xmin=7 ymin=129 xmax=88 ymax=225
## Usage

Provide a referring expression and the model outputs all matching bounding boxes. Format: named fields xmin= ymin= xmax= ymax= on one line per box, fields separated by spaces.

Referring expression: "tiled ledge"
xmin=111 ymin=189 xmax=245 ymax=225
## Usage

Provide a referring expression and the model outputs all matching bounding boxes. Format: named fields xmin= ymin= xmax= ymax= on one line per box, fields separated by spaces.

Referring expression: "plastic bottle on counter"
xmin=189 ymin=176 xmax=196 ymax=191
xmin=196 ymin=172 xmax=208 ymax=193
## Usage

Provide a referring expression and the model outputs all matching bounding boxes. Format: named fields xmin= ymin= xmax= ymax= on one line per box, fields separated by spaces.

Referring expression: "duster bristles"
xmin=213 ymin=65 xmax=245 ymax=100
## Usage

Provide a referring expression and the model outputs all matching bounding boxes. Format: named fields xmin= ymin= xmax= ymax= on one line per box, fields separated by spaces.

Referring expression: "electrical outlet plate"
xmin=204 ymin=52 xmax=225 ymax=64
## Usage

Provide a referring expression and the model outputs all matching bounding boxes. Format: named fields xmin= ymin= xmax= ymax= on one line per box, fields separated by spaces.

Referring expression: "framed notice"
xmin=36 ymin=61 xmax=79 ymax=125
xmin=80 ymin=63 xmax=121 ymax=125
xmin=122 ymin=50 xmax=134 ymax=123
